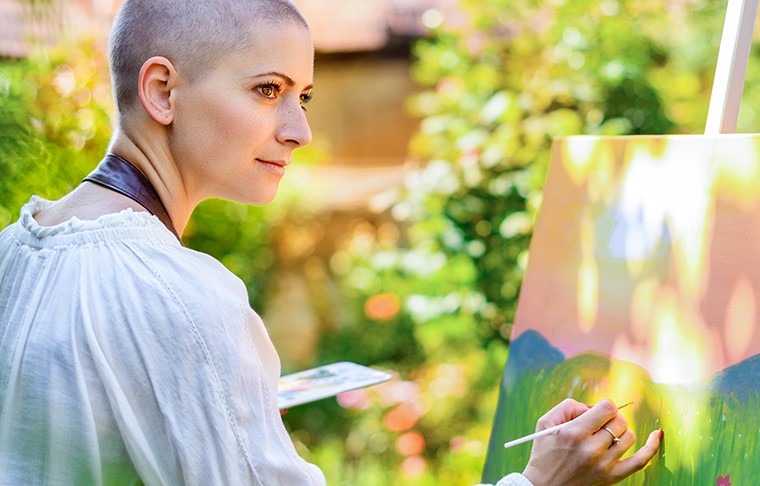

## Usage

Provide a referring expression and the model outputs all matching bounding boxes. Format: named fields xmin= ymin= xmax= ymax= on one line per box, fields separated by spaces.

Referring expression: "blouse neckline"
xmin=10 ymin=196 xmax=180 ymax=249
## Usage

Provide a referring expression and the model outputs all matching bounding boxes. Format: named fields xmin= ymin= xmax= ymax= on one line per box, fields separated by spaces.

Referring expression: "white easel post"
xmin=705 ymin=0 xmax=759 ymax=134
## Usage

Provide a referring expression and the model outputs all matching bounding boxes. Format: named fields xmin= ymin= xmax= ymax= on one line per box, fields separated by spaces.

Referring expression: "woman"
xmin=0 ymin=0 xmax=660 ymax=484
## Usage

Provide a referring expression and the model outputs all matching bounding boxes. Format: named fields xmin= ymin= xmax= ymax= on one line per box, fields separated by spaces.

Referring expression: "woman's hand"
xmin=521 ymin=399 xmax=662 ymax=486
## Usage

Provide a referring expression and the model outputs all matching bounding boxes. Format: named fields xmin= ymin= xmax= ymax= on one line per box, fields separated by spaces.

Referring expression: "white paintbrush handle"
xmin=503 ymin=421 xmax=569 ymax=449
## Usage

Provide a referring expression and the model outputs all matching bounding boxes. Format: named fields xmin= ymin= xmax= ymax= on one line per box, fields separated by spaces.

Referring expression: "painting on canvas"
xmin=483 ymin=135 xmax=760 ymax=484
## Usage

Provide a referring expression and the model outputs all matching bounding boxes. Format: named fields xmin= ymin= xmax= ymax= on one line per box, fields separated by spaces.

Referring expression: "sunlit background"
xmin=3 ymin=0 xmax=760 ymax=484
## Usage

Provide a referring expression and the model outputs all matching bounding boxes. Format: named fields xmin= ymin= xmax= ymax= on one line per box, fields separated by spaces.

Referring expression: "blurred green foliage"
xmin=0 ymin=38 xmax=113 ymax=226
xmin=4 ymin=0 xmax=760 ymax=484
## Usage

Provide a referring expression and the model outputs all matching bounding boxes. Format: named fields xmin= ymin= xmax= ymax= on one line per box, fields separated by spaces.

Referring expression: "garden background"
xmin=2 ymin=0 xmax=760 ymax=484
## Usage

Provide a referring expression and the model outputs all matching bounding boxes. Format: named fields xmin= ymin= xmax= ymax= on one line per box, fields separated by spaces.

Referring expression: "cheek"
xmin=204 ymin=104 xmax=251 ymax=145
xmin=213 ymin=106 xmax=270 ymax=157
xmin=183 ymin=93 xmax=252 ymax=145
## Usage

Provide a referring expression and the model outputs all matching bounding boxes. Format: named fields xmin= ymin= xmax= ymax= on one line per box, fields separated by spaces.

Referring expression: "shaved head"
xmin=109 ymin=0 xmax=308 ymax=115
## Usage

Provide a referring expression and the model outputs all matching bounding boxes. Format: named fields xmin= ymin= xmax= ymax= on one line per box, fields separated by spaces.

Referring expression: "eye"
xmin=300 ymin=92 xmax=313 ymax=111
xmin=257 ymin=81 xmax=283 ymax=100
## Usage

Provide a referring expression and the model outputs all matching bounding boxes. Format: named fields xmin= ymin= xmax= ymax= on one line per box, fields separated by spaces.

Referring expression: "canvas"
xmin=483 ymin=135 xmax=760 ymax=485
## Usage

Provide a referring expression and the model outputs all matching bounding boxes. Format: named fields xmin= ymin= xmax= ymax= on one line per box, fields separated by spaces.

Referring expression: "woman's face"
xmin=169 ymin=20 xmax=314 ymax=205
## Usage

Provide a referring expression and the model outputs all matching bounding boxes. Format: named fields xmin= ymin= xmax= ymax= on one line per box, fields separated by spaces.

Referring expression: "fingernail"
xmin=658 ymin=429 xmax=664 ymax=440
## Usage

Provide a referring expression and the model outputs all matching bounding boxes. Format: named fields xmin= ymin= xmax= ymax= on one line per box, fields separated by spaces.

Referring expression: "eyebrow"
xmin=256 ymin=71 xmax=314 ymax=91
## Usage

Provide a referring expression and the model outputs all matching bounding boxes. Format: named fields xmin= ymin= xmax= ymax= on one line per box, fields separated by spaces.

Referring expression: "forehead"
xmin=211 ymin=21 xmax=314 ymax=84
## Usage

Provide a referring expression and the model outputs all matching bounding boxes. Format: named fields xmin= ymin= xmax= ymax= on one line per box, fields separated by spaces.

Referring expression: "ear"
xmin=137 ymin=56 xmax=178 ymax=126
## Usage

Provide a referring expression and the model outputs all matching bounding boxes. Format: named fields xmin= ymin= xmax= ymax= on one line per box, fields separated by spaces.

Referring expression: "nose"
xmin=276 ymin=101 xmax=313 ymax=147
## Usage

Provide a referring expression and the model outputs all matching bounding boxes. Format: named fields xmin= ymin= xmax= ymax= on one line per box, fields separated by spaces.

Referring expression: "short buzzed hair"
xmin=109 ymin=0 xmax=308 ymax=115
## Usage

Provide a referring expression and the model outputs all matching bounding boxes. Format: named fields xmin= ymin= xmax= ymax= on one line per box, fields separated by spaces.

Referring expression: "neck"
xmin=108 ymin=129 xmax=197 ymax=236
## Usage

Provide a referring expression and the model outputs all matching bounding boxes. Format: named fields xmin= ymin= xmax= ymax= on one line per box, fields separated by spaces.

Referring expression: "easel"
xmin=705 ymin=0 xmax=758 ymax=134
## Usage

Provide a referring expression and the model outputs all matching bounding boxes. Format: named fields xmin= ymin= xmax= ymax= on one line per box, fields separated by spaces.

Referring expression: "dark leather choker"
xmin=83 ymin=154 xmax=181 ymax=242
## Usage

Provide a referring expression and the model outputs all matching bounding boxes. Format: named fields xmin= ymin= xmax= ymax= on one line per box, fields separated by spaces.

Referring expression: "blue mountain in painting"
xmin=706 ymin=352 xmax=760 ymax=401
xmin=503 ymin=329 xmax=565 ymax=387
xmin=503 ymin=330 xmax=760 ymax=403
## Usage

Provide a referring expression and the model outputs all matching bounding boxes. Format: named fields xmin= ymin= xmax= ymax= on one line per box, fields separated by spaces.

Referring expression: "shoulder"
xmin=2 ymin=204 xmax=269 ymax=366
xmin=100 ymin=241 xmax=257 ymax=350
xmin=33 ymin=183 xmax=146 ymax=227
xmin=135 ymin=243 xmax=249 ymax=306
xmin=81 ymin=234 xmax=282 ymax=386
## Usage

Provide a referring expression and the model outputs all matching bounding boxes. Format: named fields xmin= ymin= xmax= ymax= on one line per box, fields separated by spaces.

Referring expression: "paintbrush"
xmin=503 ymin=401 xmax=634 ymax=449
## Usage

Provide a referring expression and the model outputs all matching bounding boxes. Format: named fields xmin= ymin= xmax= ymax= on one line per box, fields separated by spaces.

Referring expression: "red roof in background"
xmin=0 ymin=0 xmax=57 ymax=58
xmin=0 ymin=0 xmax=117 ymax=58
xmin=295 ymin=0 xmax=458 ymax=53
xmin=0 ymin=0 xmax=25 ymax=58
xmin=0 ymin=0 xmax=461 ymax=58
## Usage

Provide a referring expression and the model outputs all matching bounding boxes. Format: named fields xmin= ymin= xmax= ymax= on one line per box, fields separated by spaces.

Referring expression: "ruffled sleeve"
xmin=476 ymin=473 xmax=534 ymax=486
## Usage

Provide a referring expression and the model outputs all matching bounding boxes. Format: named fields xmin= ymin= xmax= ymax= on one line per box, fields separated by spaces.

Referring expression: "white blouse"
xmin=0 ymin=196 xmax=530 ymax=486
xmin=0 ymin=197 xmax=325 ymax=485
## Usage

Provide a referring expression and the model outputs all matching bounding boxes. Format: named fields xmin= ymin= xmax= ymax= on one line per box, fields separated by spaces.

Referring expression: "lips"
xmin=257 ymin=158 xmax=288 ymax=167
xmin=256 ymin=158 xmax=288 ymax=176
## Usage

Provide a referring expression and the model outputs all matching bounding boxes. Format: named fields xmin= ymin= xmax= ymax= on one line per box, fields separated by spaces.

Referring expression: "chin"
xmin=219 ymin=181 xmax=281 ymax=206
xmin=240 ymin=190 xmax=279 ymax=206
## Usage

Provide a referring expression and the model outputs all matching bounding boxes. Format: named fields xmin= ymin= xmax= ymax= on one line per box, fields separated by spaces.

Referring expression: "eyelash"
xmin=257 ymin=81 xmax=313 ymax=111
xmin=258 ymin=81 xmax=283 ymax=99
xmin=300 ymin=92 xmax=314 ymax=110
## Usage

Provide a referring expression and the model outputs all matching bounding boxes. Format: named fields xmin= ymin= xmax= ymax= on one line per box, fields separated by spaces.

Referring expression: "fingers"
xmin=567 ymin=399 xmax=619 ymax=435
xmin=535 ymin=398 xmax=593 ymax=430
xmin=592 ymin=414 xmax=630 ymax=451
xmin=610 ymin=429 xmax=663 ymax=482
xmin=613 ymin=428 xmax=637 ymax=453
xmin=599 ymin=427 xmax=637 ymax=466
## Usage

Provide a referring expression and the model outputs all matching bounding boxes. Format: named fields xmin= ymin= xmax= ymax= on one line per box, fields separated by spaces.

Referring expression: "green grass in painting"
xmin=483 ymin=354 xmax=759 ymax=485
